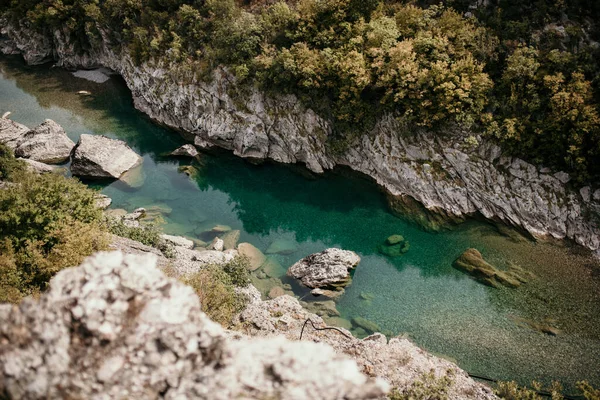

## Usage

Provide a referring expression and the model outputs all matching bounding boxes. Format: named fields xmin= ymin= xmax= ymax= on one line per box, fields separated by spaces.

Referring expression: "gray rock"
xmin=94 ymin=194 xmax=112 ymax=210
xmin=18 ymin=158 xmax=58 ymax=173
xmin=208 ymin=237 xmax=224 ymax=251
xmin=70 ymin=134 xmax=142 ymax=179
xmin=0 ymin=251 xmax=386 ymax=399
xmin=170 ymin=144 xmax=199 ymax=158
xmin=288 ymin=248 xmax=361 ymax=289
xmin=0 ymin=117 xmax=28 ymax=149
xmin=220 ymin=229 xmax=240 ymax=250
xmin=160 ymin=234 xmax=194 ymax=249
xmin=14 ymin=119 xmax=75 ymax=164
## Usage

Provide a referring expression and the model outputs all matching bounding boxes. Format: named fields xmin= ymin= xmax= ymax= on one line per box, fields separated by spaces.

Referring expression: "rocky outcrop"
xmin=288 ymin=248 xmax=361 ymax=289
xmin=238 ymin=295 xmax=497 ymax=399
xmin=70 ymin=134 xmax=142 ymax=179
xmin=14 ymin=119 xmax=75 ymax=164
xmin=1 ymin=19 xmax=599 ymax=251
xmin=169 ymin=144 xmax=199 ymax=158
xmin=0 ymin=251 xmax=387 ymax=399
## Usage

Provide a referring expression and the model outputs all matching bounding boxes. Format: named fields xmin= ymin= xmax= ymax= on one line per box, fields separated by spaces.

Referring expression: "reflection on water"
xmin=1 ymin=55 xmax=599 ymax=391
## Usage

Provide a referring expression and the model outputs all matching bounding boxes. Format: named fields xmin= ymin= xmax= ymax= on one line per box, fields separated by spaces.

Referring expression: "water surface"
xmin=1 ymin=56 xmax=599 ymax=391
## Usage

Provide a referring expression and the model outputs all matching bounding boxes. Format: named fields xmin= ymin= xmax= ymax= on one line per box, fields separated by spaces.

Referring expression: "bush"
xmin=105 ymin=218 xmax=174 ymax=257
xmin=0 ymin=170 xmax=108 ymax=303
xmin=389 ymin=370 xmax=454 ymax=400
xmin=495 ymin=380 xmax=600 ymax=400
xmin=0 ymin=142 xmax=26 ymax=181
xmin=181 ymin=259 xmax=249 ymax=326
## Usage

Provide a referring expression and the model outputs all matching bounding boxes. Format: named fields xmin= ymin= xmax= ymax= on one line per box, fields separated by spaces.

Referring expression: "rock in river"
xmin=287 ymin=248 xmax=361 ymax=289
xmin=170 ymin=144 xmax=199 ymax=158
xmin=237 ymin=242 xmax=266 ymax=271
xmin=14 ymin=119 xmax=75 ymax=164
xmin=453 ymin=248 xmax=531 ymax=288
xmin=70 ymin=134 xmax=142 ymax=179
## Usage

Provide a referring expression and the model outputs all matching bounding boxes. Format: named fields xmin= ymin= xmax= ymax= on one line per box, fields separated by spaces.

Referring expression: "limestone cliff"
xmin=1 ymin=18 xmax=598 ymax=251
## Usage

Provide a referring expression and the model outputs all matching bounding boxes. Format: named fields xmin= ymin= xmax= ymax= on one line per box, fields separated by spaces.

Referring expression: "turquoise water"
xmin=1 ymin=56 xmax=599 ymax=391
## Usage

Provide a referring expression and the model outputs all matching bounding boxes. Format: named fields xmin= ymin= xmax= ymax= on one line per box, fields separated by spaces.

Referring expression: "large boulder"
xmin=0 ymin=117 xmax=28 ymax=149
xmin=0 ymin=251 xmax=386 ymax=399
xmin=70 ymin=134 xmax=142 ymax=179
xmin=14 ymin=119 xmax=75 ymax=164
xmin=287 ymin=248 xmax=361 ymax=289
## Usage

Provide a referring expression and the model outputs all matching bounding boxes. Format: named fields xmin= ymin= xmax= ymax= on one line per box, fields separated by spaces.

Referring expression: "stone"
xmin=262 ymin=256 xmax=286 ymax=278
xmin=14 ymin=119 xmax=75 ymax=164
xmin=237 ymin=242 xmax=266 ymax=271
xmin=554 ymin=171 xmax=571 ymax=184
xmin=211 ymin=224 xmax=232 ymax=233
xmin=119 ymin=162 xmax=145 ymax=188
xmin=208 ymin=237 xmax=224 ymax=251
xmin=94 ymin=194 xmax=112 ymax=210
xmin=378 ymin=235 xmax=410 ymax=257
xmin=311 ymin=288 xmax=345 ymax=300
xmin=305 ymin=300 xmax=341 ymax=317
xmin=385 ymin=235 xmax=404 ymax=245
xmin=18 ymin=158 xmax=58 ymax=173
xmin=70 ymin=134 xmax=142 ymax=179
xmin=170 ymin=144 xmax=199 ymax=158
xmin=220 ymin=229 xmax=240 ymax=250
xmin=169 ymin=247 xmax=236 ymax=276
xmin=0 ymin=116 xmax=29 ymax=149
xmin=268 ymin=286 xmax=285 ymax=299
xmin=265 ymin=238 xmax=298 ymax=255
xmin=160 ymin=234 xmax=194 ymax=249
xmin=453 ymin=248 xmax=532 ymax=289
xmin=359 ymin=292 xmax=375 ymax=301
xmin=0 ymin=251 xmax=387 ymax=399
xmin=351 ymin=317 xmax=381 ymax=335
xmin=287 ymin=248 xmax=361 ymax=289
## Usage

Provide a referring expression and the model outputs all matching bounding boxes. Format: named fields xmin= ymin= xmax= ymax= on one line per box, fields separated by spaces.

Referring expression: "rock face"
xmin=70 ymin=134 xmax=142 ymax=179
xmin=14 ymin=119 xmax=75 ymax=164
xmin=0 ymin=251 xmax=387 ymax=399
xmin=453 ymin=248 xmax=532 ymax=288
xmin=288 ymin=248 xmax=361 ymax=289
xmin=2 ymin=19 xmax=599 ymax=251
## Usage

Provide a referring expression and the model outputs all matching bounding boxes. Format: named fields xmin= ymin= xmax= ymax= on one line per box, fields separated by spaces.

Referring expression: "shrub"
xmin=389 ymin=370 xmax=454 ymax=400
xmin=105 ymin=218 xmax=174 ymax=257
xmin=0 ymin=142 xmax=26 ymax=181
xmin=0 ymin=170 xmax=108 ymax=303
xmin=181 ymin=259 xmax=249 ymax=326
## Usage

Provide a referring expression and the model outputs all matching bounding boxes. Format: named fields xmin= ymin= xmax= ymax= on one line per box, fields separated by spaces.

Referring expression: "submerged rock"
xmin=351 ymin=317 xmax=381 ymax=335
xmin=14 ymin=119 xmax=75 ymax=164
xmin=453 ymin=248 xmax=532 ymax=289
xmin=266 ymin=238 xmax=298 ymax=255
xmin=220 ymin=229 xmax=240 ymax=250
xmin=70 ymin=134 xmax=142 ymax=179
xmin=288 ymin=248 xmax=360 ymax=289
xmin=0 ymin=251 xmax=386 ymax=399
xmin=237 ymin=242 xmax=266 ymax=271
xmin=378 ymin=234 xmax=410 ymax=257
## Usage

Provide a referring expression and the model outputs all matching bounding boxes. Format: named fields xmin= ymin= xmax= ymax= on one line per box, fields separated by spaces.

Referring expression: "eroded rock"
xmin=288 ymin=248 xmax=360 ymax=289
xmin=70 ymin=134 xmax=142 ymax=179
xmin=14 ymin=119 xmax=75 ymax=164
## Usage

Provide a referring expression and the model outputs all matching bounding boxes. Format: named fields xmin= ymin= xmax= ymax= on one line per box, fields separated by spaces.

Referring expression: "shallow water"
xmin=1 ymin=56 xmax=599 ymax=391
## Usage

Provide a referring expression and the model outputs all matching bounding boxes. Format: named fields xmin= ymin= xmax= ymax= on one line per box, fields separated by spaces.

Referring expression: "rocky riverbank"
xmin=0 ymin=250 xmax=497 ymax=399
xmin=1 ymin=18 xmax=599 ymax=252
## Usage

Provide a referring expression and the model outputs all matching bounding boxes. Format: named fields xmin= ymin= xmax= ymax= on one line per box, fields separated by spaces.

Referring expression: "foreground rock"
xmin=0 ymin=252 xmax=386 ymax=399
xmin=238 ymin=295 xmax=496 ymax=399
xmin=70 ymin=134 xmax=142 ymax=179
xmin=0 ymin=116 xmax=28 ymax=148
xmin=14 ymin=119 xmax=75 ymax=164
xmin=288 ymin=248 xmax=360 ymax=289
xmin=453 ymin=248 xmax=532 ymax=288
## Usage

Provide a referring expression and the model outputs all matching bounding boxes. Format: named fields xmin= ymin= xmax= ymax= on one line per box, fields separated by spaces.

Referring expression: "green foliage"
xmin=0 ymin=142 xmax=26 ymax=181
xmin=389 ymin=370 xmax=454 ymax=400
xmin=181 ymin=257 xmax=250 ymax=326
xmin=221 ymin=255 xmax=251 ymax=287
xmin=105 ymin=218 xmax=174 ymax=257
xmin=0 ymin=170 xmax=108 ymax=303
xmin=3 ymin=0 xmax=600 ymax=183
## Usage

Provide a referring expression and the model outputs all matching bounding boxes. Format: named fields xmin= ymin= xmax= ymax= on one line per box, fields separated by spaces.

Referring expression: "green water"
xmin=1 ymin=56 xmax=599 ymax=391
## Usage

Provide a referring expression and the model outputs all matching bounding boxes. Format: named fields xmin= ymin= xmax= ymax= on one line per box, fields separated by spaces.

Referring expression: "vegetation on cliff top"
xmin=2 ymin=0 xmax=599 ymax=184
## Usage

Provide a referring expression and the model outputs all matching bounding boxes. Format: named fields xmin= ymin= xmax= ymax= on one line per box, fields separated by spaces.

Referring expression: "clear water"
xmin=1 ymin=56 xmax=599 ymax=391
